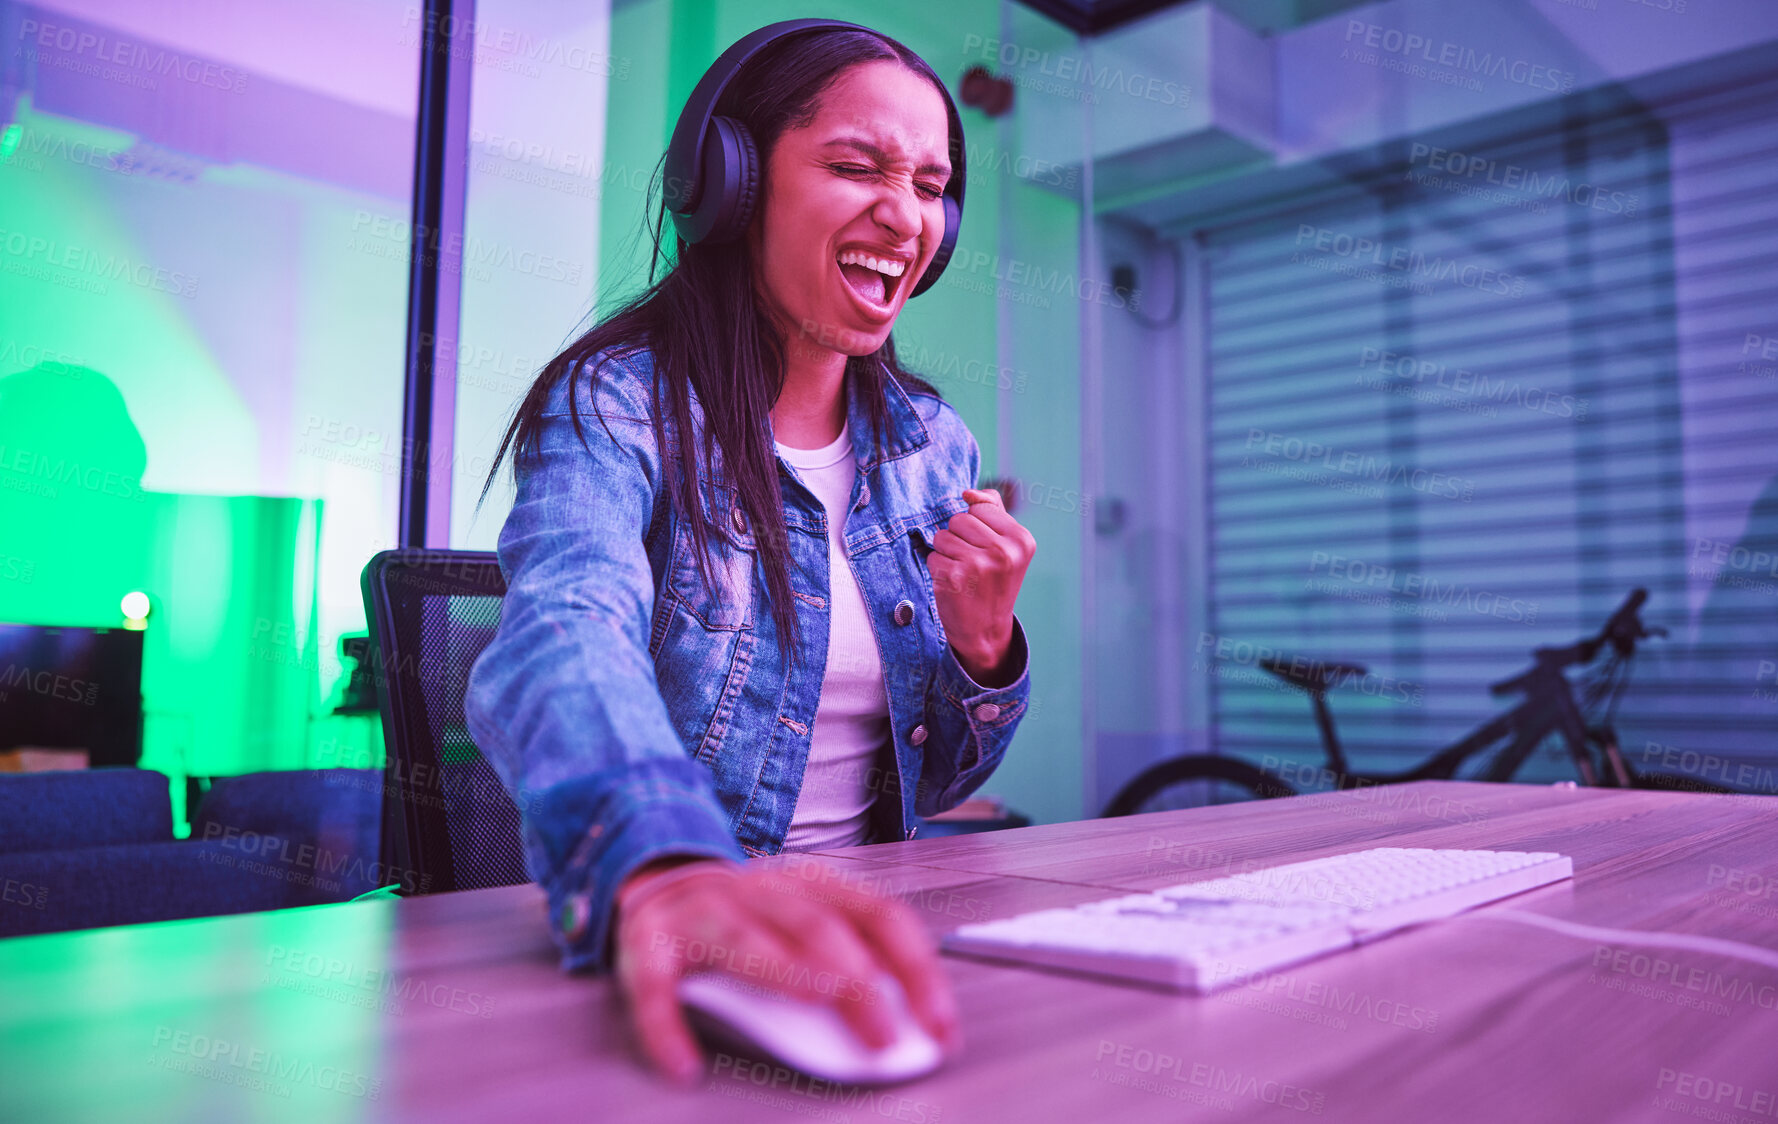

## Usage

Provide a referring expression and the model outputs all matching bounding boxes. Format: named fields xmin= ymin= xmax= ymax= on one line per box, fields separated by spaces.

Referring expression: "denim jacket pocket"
xmin=665 ymin=480 xmax=757 ymax=631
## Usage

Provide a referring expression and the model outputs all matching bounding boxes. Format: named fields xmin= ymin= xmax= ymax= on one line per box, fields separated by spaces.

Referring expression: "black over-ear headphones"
xmin=663 ymin=18 xmax=966 ymax=298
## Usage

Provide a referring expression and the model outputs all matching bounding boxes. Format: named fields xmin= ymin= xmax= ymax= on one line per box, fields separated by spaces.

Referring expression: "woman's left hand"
xmin=927 ymin=487 xmax=1035 ymax=686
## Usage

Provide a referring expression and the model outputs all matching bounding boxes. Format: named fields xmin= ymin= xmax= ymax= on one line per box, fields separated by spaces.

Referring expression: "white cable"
xmin=1458 ymin=909 xmax=1778 ymax=972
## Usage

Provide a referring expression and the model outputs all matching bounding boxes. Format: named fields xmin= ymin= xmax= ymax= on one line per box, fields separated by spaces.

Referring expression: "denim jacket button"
xmin=730 ymin=505 xmax=747 ymax=533
xmin=909 ymin=723 xmax=928 ymax=746
xmin=973 ymin=703 xmax=1001 ymax=723
xmin=560 ymin=893 xmax=592 ymax=943
xmin=893 ymin=599 xmax=916 ymax=626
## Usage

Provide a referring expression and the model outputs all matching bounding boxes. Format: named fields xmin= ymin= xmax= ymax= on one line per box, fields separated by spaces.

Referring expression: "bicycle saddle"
xmin=1260 ymin=656 xmax=1367 ymax=693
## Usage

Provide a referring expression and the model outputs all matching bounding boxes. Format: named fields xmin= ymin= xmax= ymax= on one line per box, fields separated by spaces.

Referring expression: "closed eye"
xmin=830 ymin=163 xmax=946 ymax=199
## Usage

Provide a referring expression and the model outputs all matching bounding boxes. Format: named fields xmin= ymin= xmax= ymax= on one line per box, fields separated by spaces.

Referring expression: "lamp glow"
xmin=121 ymin=591 xmax=151 ymax=628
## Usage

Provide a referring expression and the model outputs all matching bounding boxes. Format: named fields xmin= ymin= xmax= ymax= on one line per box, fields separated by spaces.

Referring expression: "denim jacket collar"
xmin=844 ymin=360 xmax=934 ymax=473
xmin=681 ymin=359 xmax=934 ymax=489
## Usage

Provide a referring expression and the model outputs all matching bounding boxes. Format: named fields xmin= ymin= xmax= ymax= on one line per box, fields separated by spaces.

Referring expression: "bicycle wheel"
xmin=1101 ymin=755 xmax=1296 ymax=817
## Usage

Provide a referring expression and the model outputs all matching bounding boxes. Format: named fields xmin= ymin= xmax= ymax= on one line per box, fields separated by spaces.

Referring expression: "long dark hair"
xmin=476 ymin=27 xmax=951 ymax=666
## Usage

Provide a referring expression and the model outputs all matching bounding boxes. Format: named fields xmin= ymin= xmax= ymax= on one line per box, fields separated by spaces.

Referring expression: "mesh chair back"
xmin=360 ymin=549 xmax=528 ymax=893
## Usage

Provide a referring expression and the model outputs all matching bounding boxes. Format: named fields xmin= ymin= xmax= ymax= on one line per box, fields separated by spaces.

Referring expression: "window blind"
xmin=1199 ymin=76 xmax=1778 ymax=792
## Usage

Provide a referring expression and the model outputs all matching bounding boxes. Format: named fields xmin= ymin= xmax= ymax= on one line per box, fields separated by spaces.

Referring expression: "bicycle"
xmin=1102 ymin=588 xmax=1736 ymax=816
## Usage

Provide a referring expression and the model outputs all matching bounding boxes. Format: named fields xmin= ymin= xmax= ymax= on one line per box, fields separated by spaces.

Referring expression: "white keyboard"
xmin=941 ymin=847 xmax=1572 ymax=992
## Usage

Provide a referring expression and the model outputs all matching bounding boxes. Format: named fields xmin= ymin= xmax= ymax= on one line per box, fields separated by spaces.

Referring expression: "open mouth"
xmin=836 ymin=250 xmax=907 ymax=309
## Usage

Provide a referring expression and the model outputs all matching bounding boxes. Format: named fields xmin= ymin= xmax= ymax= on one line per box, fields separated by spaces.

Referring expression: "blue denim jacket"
xmin=464 ymin=346 xmax=1031 ymax=974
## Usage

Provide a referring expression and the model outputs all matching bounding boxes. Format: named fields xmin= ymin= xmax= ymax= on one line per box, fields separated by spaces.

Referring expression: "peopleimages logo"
xmin=2 ymin=877 xmax=48 ymax=911
xmin=942 ymin=248 xmax=1138 ymax=311
xmin=16 ymin=17 xmax=248 ymax=93
xmin=399 ymin=7 xmax=630 ymax=80
xmin=0 ymin=441 xmax=149 ymax=504
xmin=150 ymin=1026 xmax=381 ymax=1100
xmin=1744 ymin=333 xmax=1778 ymax=379
xmin=961 ymin=33 xmax=1191 ymax=108
xmin=1407 ymin=144 xmax=1640 ymax=215
xmin=1593 ymin=945 xmax=1778 ymax=1011
xmin=1654 ymin=1069 xmax=1777 ymax=1120
xmin=1243 ymin=428 xmax=1476 ymax=502
xmin=1208 ymin=961 xmax=1441 ymax=1033
xmin=1093 ymin=1041 xmax=1327 ymax=1114
xmin=3 ymin=128 xmax=203 ymax=185
xmin=1692 ymin=536 xmax=1778 ymax=579
xmin=1196 ymin=632 xmax=1425 ymax=707
xmin=197 ymin=823 xmax=432 ymax=895
xmin=896 ymin=339 xmax=1031 ymax=394
xmin=0 ymin=662 xmax=98 ymax=706
xmin=1707 ymin=864 xmax=1778 ymax=903
xmin=0 ymin=340 xmax=84 ymax=370
xmin=0 ymin=226 xmax=199 ymax=298
xmin=1306 ymin=551 xmax=1539 ymax=624
xmin=1356 ymin=347 xmax=1587 ymax=419
xmin=1342 ymin=21 xmax=1575 ymax=93
xmin=1642 ymin=741 xmax=1778 ymax=794
xmin=348 ymin=211 xmax=583 ymax=285
xmin=264 ymin=945 xmax=495 ymax=1018
xmin=1294 ymin=225 xmax=1526 ymax=299
xmin=709 ymin=1054 xmax=942 ymax=1123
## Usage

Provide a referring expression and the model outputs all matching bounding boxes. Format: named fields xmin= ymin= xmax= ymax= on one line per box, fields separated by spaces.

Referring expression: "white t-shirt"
xmin=775 ymin=418 xmax=891 ymax=851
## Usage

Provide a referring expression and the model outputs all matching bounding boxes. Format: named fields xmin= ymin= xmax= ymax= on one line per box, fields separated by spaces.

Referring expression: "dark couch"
xmin=0 ymin=767 xmax=382 ymax=937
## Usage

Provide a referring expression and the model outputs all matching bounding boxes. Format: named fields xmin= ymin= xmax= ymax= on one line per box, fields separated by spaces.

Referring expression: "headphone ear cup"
xmin=676 ymin=115 xmax=756 ymax=243
xmin=911 ymin=193 xmax=962 ymax=297
xmin=695 ymin=116 xmax=758 ymax=244
xmin=727 ymin=118 xmax=760 ymax=240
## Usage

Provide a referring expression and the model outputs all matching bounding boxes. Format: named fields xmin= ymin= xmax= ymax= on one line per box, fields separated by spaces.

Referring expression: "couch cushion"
xmin=0 ymin=768 xmax=172 ymax=855
xmin=192 ymin=768 xmax=389 ymax=890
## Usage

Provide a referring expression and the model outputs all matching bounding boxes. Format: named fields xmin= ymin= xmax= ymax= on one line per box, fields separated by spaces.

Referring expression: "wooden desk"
xmin=4 ymin=782 xmax=1775 ymax=1123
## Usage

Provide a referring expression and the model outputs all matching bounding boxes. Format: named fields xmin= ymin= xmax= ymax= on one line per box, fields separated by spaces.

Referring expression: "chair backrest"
xmin=360 ymin=549 xmax=527 ymax=894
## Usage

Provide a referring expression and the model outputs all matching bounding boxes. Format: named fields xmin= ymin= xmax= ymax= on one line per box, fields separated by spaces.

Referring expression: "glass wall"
xmin=1084 ymin=0 xmax=1778 ymax=808
xmin=0 ymin=0 xmax=420 ymax=819
xmin=449 ymin=0 xmax=615 ymax=553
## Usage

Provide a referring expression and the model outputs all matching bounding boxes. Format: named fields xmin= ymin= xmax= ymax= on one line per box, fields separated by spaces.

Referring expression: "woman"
xmin=466 ymin=22 xmax=1036 ymax=1083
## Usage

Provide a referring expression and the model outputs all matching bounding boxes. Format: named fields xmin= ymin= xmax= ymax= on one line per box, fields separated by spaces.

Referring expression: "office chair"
xmin=360 ymin=549 xmax=528 ymax=894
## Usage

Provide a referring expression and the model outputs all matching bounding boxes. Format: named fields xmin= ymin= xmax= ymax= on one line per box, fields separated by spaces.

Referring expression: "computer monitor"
xmin=0 ymin=623 xmax=144 ymax=767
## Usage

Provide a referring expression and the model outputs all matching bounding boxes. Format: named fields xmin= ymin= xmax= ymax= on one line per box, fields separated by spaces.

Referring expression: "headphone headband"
xmin=663 ymin=19 xmax=966 ymax=298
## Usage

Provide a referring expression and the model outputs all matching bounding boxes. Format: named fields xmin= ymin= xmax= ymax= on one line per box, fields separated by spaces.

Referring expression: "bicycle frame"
xmin=1298 ymin=599 xmax=1648 ymax=790
xmin=1315 ymin=673 xmax=1594 ymax=791
xmin=1099 ymin=589 xmax=1683 ymax=817
xmin=1248 ymin=631 xmax=1603 ymax=790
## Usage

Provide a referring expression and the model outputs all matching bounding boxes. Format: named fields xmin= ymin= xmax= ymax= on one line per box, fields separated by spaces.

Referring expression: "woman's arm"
xmin=912 ymin=425 xmax=1037 ymax=818
xmin=464 ymin=353 xmax=962 ymax=1082
xmin=915 ymin=613 xmax=1032 ymax=817
xmin=464 ymin=352 xmax=746 ymax=975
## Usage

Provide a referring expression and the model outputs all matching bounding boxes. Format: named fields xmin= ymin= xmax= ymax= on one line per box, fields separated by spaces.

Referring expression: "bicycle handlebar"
xmin=1600 ymin=587 xmax=1649 ymax=655
xmin=1488 ymin=587 xmax=1654 ymax=697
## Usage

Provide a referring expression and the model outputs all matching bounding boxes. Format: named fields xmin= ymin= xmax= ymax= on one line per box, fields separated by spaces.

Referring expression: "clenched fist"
xmin=926 ymin=487 xmax=1035 ymax=687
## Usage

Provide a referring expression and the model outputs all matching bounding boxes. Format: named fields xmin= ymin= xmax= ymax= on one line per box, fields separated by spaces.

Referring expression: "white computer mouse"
xmin=676 ymin=969 xmax=944 ymax=1085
